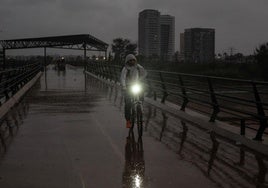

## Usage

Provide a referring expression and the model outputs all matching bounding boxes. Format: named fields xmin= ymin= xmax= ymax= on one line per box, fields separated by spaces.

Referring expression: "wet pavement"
xmin=0 ymin=65 xmax=267 ymax=188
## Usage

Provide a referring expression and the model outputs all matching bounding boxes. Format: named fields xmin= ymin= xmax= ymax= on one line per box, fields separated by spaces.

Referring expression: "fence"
xmin=0 ymin=62 xmax=42 ymax=104
xmin=86 ymin=61 xmax=268 ymax=140
xmin=0 ymin=49 xmax=3 ymax=70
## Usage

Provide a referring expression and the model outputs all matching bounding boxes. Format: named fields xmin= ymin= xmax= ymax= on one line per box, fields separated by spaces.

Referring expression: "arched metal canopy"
xmin=0 ymin=34 xmax=108 ymax=51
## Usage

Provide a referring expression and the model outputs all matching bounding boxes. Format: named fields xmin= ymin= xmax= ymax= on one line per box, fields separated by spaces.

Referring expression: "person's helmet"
xmin=125 ymin=54 xmax=137 ymax=66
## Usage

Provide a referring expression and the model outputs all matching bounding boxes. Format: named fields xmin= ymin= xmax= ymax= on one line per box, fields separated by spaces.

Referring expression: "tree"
xmin=254 ymin=42 xmax=268 ymax=80
xmin=254 ymin=42 xmax=268 ymax=63
xmin=108 ymin=51 xmax=113 ymax=61
xmin=125 ymin=43 xmax=137 ymax=56
xmin=111 ymin=38 xmax=137 ymax=63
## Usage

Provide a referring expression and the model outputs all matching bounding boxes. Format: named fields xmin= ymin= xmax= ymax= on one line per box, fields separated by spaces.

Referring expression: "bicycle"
xmin=129 ymin=82 xmax=144 ymax=137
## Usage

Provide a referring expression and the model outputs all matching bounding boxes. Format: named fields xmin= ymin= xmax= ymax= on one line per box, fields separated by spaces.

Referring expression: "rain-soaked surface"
xmin=0 ymin=64 xmax=267 ymax=188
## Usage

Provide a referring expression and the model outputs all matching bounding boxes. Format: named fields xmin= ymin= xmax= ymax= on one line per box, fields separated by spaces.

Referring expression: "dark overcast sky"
xmin=1 ymin=0 xmax=268 ymax=56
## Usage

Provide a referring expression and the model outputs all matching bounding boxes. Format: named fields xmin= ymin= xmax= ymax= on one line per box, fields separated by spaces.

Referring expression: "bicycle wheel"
xmin=136 ymin=104 xmax=143 ymax=137
xmin=131 ymin=105 xmax=136 ymax=129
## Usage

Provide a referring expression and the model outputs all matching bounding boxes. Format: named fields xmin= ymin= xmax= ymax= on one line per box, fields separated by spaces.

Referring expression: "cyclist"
xmin=120 ymin=54 xmax=147 ymax=128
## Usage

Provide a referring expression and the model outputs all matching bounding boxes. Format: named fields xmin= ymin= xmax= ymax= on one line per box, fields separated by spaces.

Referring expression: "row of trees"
xmin=111 ymin=37 xmax=268 ymax=63
xmin=110 ymin=38 xmax=268 ymax=80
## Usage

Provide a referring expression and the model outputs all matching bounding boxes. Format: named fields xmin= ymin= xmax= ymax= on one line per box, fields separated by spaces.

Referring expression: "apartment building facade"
xmin=138 ymin=9 xmax=175 ymax=61
xmin=184 ymin=28 xmax=215 ymax=63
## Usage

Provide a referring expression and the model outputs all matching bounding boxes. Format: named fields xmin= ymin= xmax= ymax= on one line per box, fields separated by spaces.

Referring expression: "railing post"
xmin=153 ymin=91 xmax=157 ymax=101
xmin=108 ymin=63 xmax=113 ymax=81
xmin=0 ymin=73 xmax=2 ymax=105
xmin=239 ymin=148 xmax=245 ymax=166
xmin=240 ymin=119 xmax=245 ymax=136
xmin=113 ymin=65 xmax=118 ymax=83
xmin=93 ymin=61 xmax=97 ymax=74
xmin=97 ymin=62 xmax=101 ymax=76
xmin=41 ymin=47 xmax=46 ymax=73
xmin=0 ymin=130 xmax=7 ymax=151
xmin=207 ymin=78 xmax=220 ymax=122
xmin=178 ymin=75 xmax=188 ymax=111
xmin=100 ymin=62 xmax=105 ymax=79
xmin=105 ymin=63 xmax=109 ymax=80
xmin=117 ymin=65 xmax=122 ymax=84
xmin=83 ymin=42 xmax=87 ymax=71
xmin=178 ymin=121 xmax=188 ymax=154
xmin=95 ymin=62 xmax=98 ymax=76
xmin=159 ymin=72 xmax=168 ymax=103
xmin=207 ymin=131 xmax=219 ymax=175
xmin=159 ymin=112 xmax=168 ymax=141
xmin=3 ymin=48 xmax=6 ymax=70
xmin=252 ymin=82 xmax=267 ymax=141
xmin=4 ymin=71 xmax=11 ymax=100
xmin=85 ymin=60 xmax=88 ymax=72
xmin=90 ymin=61 xmax=92 ymax=72
xmin=145 ymin=74 xmax=153 ymax=98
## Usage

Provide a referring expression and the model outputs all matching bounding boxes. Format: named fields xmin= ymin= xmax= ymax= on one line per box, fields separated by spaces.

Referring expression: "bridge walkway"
xmin=0 ymin=65 xmax=218 ymax=188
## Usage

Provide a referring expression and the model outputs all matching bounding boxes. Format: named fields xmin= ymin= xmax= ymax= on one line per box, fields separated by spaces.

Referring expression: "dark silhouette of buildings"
xmin=182 ymin=28 xmax=215 ymax=63
xmin=138 ymin=9 xmax=175 ymax=62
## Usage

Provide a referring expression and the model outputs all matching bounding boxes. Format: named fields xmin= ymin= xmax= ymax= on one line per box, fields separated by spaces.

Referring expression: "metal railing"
xmin=0 ymin=62 xmax=42 ymax=104
xmin=86 ymin=61 xmax=268 ymax=140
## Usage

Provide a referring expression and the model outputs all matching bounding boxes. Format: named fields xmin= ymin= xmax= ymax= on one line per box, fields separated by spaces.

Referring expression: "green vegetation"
xmin=108 ymin=38 xmax=268 ymax=81
xmin=142 ymin=62 xmax=266 ymax=81
xmin=254 ymin=42 xmax=268 ymax=81
xmin=111 ymin=38 xmax=137 ymax=62
xmin=110 ymin=59 xmax=266 ymax=81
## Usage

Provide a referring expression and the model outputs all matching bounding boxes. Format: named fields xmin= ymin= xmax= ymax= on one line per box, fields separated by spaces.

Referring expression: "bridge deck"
xmin=0 ymin=65 xmax=216 ymax=188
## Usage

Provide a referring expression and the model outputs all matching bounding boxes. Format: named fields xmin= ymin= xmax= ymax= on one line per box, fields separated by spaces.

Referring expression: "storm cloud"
xmin=0 ymin=0 xmax=267 ymax=55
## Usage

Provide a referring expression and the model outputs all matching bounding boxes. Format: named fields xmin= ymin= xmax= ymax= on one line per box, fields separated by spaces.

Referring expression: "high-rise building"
xmin=184 ymin=28 xmax=215 ymax=63
xmin=138 ymin=9 xmax=160 ymax=58
xmin=0 ymin=49 xmax=3 ymax=69
xmin=160 ymin=15 xmax=175 ymax=61
xmin=138 ymin=9 xmax=175 ymax=61
xmin=180 ymin=33 xmax=185 ymax=60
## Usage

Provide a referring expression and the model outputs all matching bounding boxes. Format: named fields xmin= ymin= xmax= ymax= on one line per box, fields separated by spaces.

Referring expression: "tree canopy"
xmin=254 ymin=42 xmax=268 ymax=80
xmin=254 ymin=42 xmax=268 ymax=63
xmin=111 ymin=38 xmax=137 ymax=63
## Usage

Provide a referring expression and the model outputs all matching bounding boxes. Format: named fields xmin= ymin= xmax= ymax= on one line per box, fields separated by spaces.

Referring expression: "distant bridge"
xmin=0 ymin=34 xmax=108 ymax=69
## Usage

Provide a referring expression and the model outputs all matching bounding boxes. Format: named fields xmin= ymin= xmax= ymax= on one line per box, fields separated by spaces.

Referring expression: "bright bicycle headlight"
xmin=134 ymin=174 xmax=141 ymax=187
xmin=131 ymin=83 xmax=142 ymax=95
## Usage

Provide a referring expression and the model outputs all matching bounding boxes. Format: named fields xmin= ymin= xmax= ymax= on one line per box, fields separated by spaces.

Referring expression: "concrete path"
xmin=0 ymin=65 xmax=218 ymax=188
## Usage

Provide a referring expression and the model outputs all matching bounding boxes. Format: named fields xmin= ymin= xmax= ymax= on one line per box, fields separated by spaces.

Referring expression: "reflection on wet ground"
xmin=144 ymin=105 xmax=268 ymax=188
xmin=27 ymin=65 xmax=102 ymax=114
xmin=123 ymin=130 xmax=145 ymax=188
xmin=88 ymin=74 xmax=268 ymax=188
xmin=1 ymin=65 xmax=267 ymax=187
xmin=0 ymin=65 xmax=100 ymax=155
xmin=0 ymin=100 xmax=29 ymax=155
